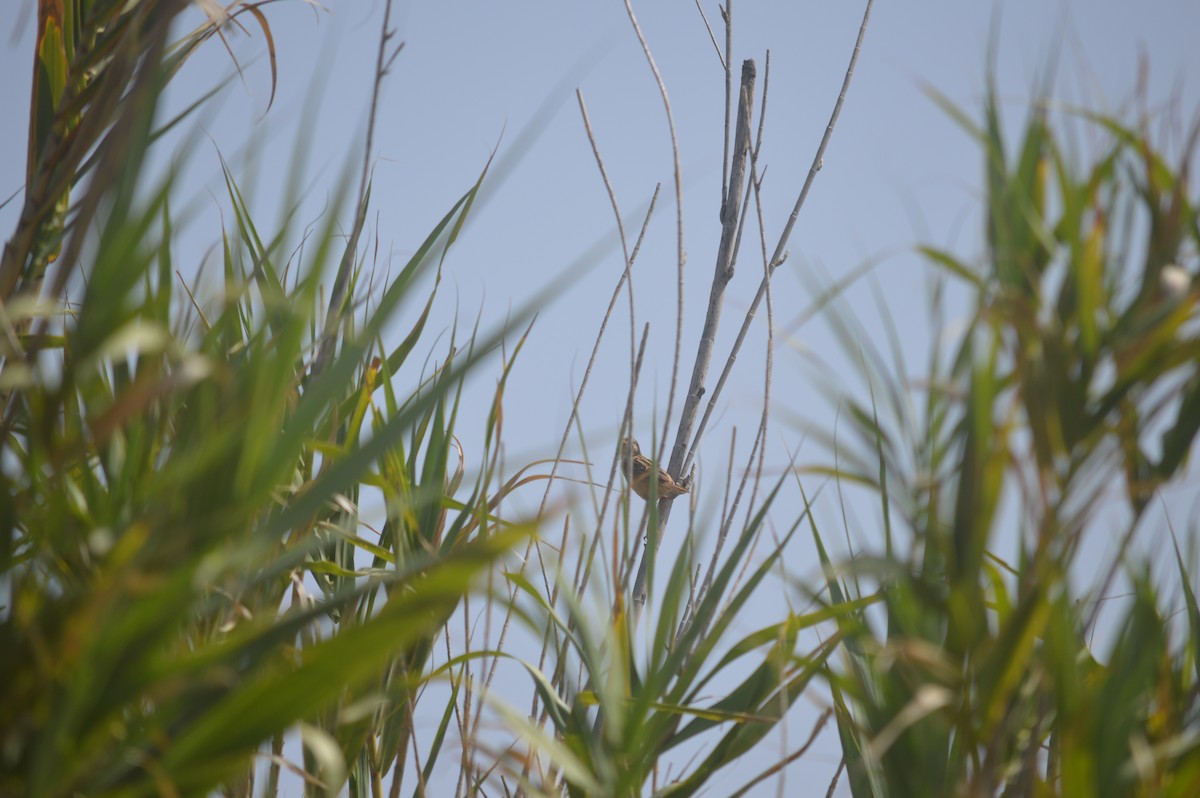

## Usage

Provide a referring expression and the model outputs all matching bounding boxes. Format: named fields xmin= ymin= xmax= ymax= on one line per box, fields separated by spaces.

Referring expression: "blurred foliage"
xmin=2 ymin=3 xmax=531 ymax=796
xmin=815 ymin=78 xmax=1200 ymax=796
xmin=5 ymin=3 xmax=1200 ymax=798
xmin=493 ymin=472 xmax=864 ymax=798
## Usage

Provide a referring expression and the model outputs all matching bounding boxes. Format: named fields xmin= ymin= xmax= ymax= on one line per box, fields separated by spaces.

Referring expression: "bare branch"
xmin=622 ymin=0 xmax=687 ymax=485
xmin=693 ymin=0 xmax=727 ymax=70
xmin=683 ymin=0 xmax=874 ymax=477
xmin=632 ymin=59 xmax=757 ymax=614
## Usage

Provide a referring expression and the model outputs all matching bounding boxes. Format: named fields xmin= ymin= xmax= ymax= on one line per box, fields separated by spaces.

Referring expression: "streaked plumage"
xmin=618 ymin=438 xmax=689 ymax=501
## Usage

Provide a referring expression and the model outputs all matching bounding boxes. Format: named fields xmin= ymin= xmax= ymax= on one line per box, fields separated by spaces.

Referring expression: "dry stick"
xmin=721 ymin=130 xmax=782 ymax=606
xmin=524 ymin=92 xmax=658 ymax=653
xmin=528 ymin=519 xmax=577 ymax=733
xmin=451 ymin=585 xmax=476 ymax=798
xmin=679 ymin=427 xmax=737 ymax=635
xmin=733 ymin=707 xmax=832 ymax=797
xmin=519 ymin=325 xmax=651 ymax=781
xmin=404 ymin=687 xmax=429 ymax=798
xmin=684 ymin=79 xmax=778 ymax=638
xmin=483 ymin=94 xmax=662 ymax=781
xmin=682 ymin=0 xmax=874 ymax=481
xmin=577 ymin=331 xmax=653 ymax=683
xmin=720 ymin=1 xmax=734 ymax=205
xmin=309 ymin=0 xmax=401 ymax=381
xmin=522 ymin=93 xmax=653 ymax=573
xmin=622 ymin=0 xmax=687 ymax=511
xmin=743 ymin=47 xmax=775 ymax=512
xmin=691 ymin=0 xmax=727 ymax=71
xmin=732 ymin=53 xmax=777 ymax=590
xmin=542 ymin=90 xmax=652 ymax=535
xmin=591 ymin=327 xmax=652 ymax=677
xmin=677 ymin=125 xmax=766 ymax=637
xmin=494 ymin=94 xmax=659 ymax=687
xmin=1083 ymin=512 xmax=1144 ymax=634
xmin=826 ymin=758 xmax=847 ymax=798
xmin=566 ymin=328 xmax=655 ymax=628
xmin=715 ymin=705 xmax=830 ymax=796
xmin=631 ymin=60 xmax=757 ymax=616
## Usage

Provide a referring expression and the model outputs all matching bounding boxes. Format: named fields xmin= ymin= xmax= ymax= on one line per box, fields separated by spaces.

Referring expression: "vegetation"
xmin=2 ymin=1 xmax=1197 ymax=796
xmin=813 ymin=85 xmax=1200 ymax=796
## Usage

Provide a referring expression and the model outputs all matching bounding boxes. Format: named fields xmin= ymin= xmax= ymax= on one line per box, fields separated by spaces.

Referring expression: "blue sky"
xmin=3 ymin=1 xmax=1199 ymax=793
xmin=4 ymin=1 xmax=1198 ymax=466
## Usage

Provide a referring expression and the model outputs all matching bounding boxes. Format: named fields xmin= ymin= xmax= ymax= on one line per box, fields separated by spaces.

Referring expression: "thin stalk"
xmin=632 ymin=59 xmax=757 ymax=614
xmin=683 ymin=0 xmax=874 ymax=477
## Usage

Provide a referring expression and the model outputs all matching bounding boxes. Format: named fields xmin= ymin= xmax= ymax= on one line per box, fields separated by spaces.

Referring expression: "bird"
xmin=618 ymin=438 xmax=689 ymax=501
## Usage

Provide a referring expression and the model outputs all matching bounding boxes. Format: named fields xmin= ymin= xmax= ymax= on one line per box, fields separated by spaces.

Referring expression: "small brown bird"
xmin=618 ymin=438 xmax=689 ymax=501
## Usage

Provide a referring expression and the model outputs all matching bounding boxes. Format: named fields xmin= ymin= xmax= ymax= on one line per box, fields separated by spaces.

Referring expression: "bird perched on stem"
xmin=618 ymin=438 xmax=689 ymax=501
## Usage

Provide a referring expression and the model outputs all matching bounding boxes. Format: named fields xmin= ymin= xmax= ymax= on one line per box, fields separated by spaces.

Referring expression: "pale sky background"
xmin=3 ymin=1 xmax=1200 ymax=794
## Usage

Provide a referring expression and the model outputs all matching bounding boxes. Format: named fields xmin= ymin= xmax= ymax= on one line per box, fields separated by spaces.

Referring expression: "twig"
xmin=690 ymin=76 xmax=778 ymax=627
xmin=309 ymin=0 xmax=402 ymax=381
xmin=826 ymin=757 xmax=846 ymax=798
xmin=683 ymin=0 xmax=874 ymax=476
xmin=678 ymin=426 xmax=736 ymax=637
xmin=622 ymin=0 xmax=687 ymax=497
xmin=741 ymin=46 xmax=775 ymax=560
xmin=632 ymin=58 xmax=757 ymax=615
xmin=483 ymin=92 xmax=663 ymax=778
xmin=733 ymin=707 xmax=832 ymax=796
xmin=721 ymin=1 xmax=734 ymax=204
xmin=692 ymin=0 xmax=727 ymax=71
